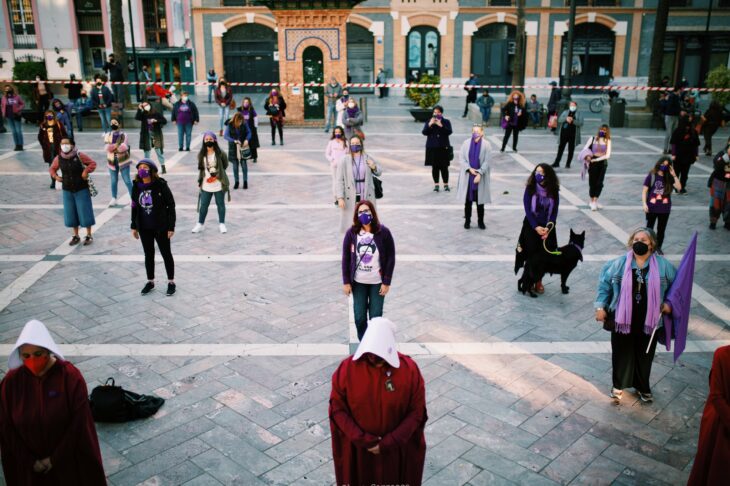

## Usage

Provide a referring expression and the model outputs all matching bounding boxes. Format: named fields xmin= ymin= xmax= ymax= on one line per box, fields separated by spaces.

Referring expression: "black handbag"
xmin=602 ymin=310 xmax=616 ymax=332
xmin=372 ymin=174 xmax=383 ymax=199
xmin=446 ymin=145 xmax=454 ymax=161
xmin=89 ymin=378 xmax=165 ymax=423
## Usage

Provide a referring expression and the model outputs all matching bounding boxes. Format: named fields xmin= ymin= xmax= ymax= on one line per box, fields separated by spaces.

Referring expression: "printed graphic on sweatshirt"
xmin=139 ymin=190 xmax=153 ymax=215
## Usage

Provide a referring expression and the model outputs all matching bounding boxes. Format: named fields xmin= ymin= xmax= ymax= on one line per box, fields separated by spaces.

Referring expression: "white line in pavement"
xmin=0 ymin=143 xmax=39 ymax=160
xmin=0 ymin=253 xmax=722 ymax=264
xmin=0 ymin=339 xmax=727 ymax=357
xmin=0 ymin=203 xmax=712 ymax=212
xmin=504 ymin=145 xmax=730 ymax=327
xmin=626 ymin=136 xmax=663 ymax=153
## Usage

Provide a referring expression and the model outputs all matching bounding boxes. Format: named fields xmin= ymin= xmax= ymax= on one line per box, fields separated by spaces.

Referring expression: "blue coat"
xmin=90 ymin=86 xmax=114 ymax=108
xmin=594 ymin=254 xmax=677 ymax=312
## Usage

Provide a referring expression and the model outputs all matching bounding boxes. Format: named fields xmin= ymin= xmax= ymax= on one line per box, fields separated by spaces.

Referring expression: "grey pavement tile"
xmin=422 ymin=435 xmax=476 ymax=481
xmin=423 ymin=458 xmax=482 ymax=486
xmin=519 ymin=392 xmax=586 ymax=437
xmin=450 ymin=405 xmax=539 ymax=449
xmin=576 ymin=402 xmax=671 ymax=447
xmin=262 ymin=447 xmax=331 ymax=486
xmin=122 ymin=417 xmax=217 ymax=464
xmin=529 ymin=412 xmax=597 ymax=460
xmin=264 ymin=418 xmax=331 ymax=463
xmin=541 ymin=433 xmax=610 ymax=485
xmin=198 ymin=426 xmax=279 ymax=476
xmin=601 ymin=445 xmax=689 ymax=485
xmin=207 ymin=407 xmax=283 ymax=451
xmin=213 ymin=388 xmax=286 ymax=429
xmin=138 ymin=461 xmax=205 ymax=486
xmin=424 ymin=413 xmax=468 ymax=447
xmin=468 ymin=470 xmax=518 ymax=486
xmin=189 ymin=449 xmax=267 ymax=486
xmin=456 ymin=424 xmax=550 ymax=472
xmin=567 ymin=455 xmax=626 ymax=486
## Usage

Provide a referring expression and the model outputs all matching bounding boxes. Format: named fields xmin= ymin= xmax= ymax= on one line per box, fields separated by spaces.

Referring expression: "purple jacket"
xmin=342 ymin=224 xmax=396 ymax=286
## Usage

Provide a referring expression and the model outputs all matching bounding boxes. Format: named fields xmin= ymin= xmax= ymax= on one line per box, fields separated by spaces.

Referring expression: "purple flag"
xmin=661 ymin=232 xmax=697 ymax=362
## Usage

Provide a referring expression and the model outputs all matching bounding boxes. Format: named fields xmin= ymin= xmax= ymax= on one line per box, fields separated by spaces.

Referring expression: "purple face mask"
xmin=434 ymin=113 xmax=442 ymax=120
xmin=334 ymin=133 xmax=342 ymax=138
xmin=535 ymin=173 xmax=545 ymax=184
xmin=138 ymin=168 xmax=150 ymax=179
xmin=358 ymin=212 xmax=372 ymax=225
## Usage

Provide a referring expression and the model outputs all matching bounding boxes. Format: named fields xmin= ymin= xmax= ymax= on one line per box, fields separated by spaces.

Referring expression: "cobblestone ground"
xmin=0 ymin=94 xmax=728 ymax=485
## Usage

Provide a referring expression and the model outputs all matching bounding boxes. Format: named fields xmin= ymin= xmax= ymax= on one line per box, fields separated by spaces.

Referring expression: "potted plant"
xmin=408 ymin=74 xmax=441 ymax=122
xmin=13 ymin=60 xmax=47 ymax=124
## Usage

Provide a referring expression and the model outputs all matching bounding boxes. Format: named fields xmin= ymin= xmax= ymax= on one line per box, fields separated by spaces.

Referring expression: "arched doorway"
xmin=347 ymin=23 xmax=374 ymax=93
xmin=222 ymin=24 xmax=279 ymax=94
xmin=471 ymin=23 xmax=516 ymax=93
xmin=303 ymin=46 xmax=325 ymax=120
xmin=561 ymin=23 xmax=614 ymax=89
xmin=407 ymin=26 xmax=440 ymax=81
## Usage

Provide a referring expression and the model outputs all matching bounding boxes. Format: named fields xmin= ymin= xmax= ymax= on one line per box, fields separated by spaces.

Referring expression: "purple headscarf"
xmin=615 ymin=250 xmax=662 ymax=334
xmin=203 ymin=131 xmax=217 ymax=142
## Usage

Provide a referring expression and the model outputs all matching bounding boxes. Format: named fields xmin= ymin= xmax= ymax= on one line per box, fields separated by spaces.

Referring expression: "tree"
xmin=646 ymin=0 xmax=670 ymax=113
xmin=512 ymin=0 xmax=526 ymax=88
xmin=706 ymin=65 xmax=730 ymax=107
xmin=109 ymin=0 xmax=130 ymax=105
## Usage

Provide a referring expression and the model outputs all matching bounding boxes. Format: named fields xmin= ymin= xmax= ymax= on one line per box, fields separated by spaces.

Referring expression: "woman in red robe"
xmin=329 ymin=317 xmax=427 ymax=486
xmin=0 ymin=319 xmax=107 ymax=485
xmin=688 ymin=345 xmax=730 ymax=485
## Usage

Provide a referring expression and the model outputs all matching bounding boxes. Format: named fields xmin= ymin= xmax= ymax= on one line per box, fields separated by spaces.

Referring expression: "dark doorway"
xmin=471 ymin=23 xmax=516 ymax=94
xmin=407 ymin=26 xmax=440 ymax=81
xmin=561 ymin=23 xmax=614 ymax=91
xmin=303 ymin=46 xmax=325 ymax=120
xmin=223 ymin=24 xmax=279 ymax=94
xmin=347 ymin=23 xmax=374 ymax=93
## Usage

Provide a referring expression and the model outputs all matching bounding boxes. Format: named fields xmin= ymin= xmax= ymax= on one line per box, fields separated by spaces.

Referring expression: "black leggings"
xmin=588 ymin=161 xmax=608 ymax=198
xmin=645 ymin=212 xmax=670 ymax=250
xmin=554 ymin=134 xmax=576 ymax=167
xmin=501 ymin=126 xmax=519 ymax=151
xmin=674 ymin=158 xmax=691 ymax=190
xmin=432 ymin=165 xmax=449 ymax=184
xmin=139 ymin=229 xmax=174 ymax=280
xmin=270 ymin=118 xmax=283 ymax=142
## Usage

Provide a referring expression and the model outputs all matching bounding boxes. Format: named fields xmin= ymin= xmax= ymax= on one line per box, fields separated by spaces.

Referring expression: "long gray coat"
xmin=334 ymin=153 xmax=382 ymax=232
xmin=556 ymin=109 xmax=584 ymax=145
xmin=343 ymin=109 xmax=364 ymax=139
xmin=455 ymin=138 xmax=492 ymax=205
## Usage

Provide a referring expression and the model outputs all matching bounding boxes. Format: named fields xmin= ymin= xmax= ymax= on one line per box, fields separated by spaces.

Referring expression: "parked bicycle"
xmin=589 ymin=90 xmax=610 ymax=113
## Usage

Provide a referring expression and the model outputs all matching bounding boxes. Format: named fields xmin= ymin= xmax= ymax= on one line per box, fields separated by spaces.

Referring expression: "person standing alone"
xmin=552 ymin=101 xmax=584 ymax=169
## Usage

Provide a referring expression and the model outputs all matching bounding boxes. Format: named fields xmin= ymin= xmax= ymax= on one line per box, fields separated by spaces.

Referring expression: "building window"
xmin=142 ymin=0 xmax=168 ymax=46
xmin=75 ymin=0 xmax=103 ymax=32
xmin=563 ymin=0 xmax=620 ymax=5
xmin=7 ymin=0 xmax=36 ymax=48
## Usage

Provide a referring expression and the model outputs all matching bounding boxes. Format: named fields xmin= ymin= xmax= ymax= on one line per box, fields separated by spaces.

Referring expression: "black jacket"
xmin=135 ymin=110 xmax=167 ymax=151
xmin=501 ymin=102 xmax=529 ymax=131
xmin=131 ymin=178 xmax=176 ymax=231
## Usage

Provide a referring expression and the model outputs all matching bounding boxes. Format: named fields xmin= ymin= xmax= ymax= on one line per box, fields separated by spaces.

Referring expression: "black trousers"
xmin=139 ymin=229 xmax=175 ymax=280
xmin=554 ymin=133 xmax=576 ymax=167
xmin=646 ymin=212 xmax=670 ymax=249
xmin=674 ymin=157 xmax=692 ymax=190
xmin=463 ymin=93 xmax=477 ymax=115
xmin=432 ymin=165 xmax=449 ymax=184
xmin=501 ymin=126 xmax=519 ymax=151
xmin=588 ymin=161 xmax=608 ymax=198
xmin=270 ymin=118 xmax=283 ymax=142
xmin=464 ymin=199 xmax=484 ymax=223
xmin=611 ymin=328 xmax=658 ymax=394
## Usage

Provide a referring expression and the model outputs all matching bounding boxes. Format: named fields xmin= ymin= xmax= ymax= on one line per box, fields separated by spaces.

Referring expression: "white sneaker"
xmin=219 ymin=223 xmax=227 ymax=234
xmin=109 ymin=198 xmax=117 ymax=206
xmin=590 ymin=202 xmax=597 ymax=211
xmin=191 ymin=223 xmax=204 ymax=233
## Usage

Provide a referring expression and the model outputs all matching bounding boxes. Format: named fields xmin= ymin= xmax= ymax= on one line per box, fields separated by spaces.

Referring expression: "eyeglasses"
xmin=357 ymin=209 xmax=371 ymax=215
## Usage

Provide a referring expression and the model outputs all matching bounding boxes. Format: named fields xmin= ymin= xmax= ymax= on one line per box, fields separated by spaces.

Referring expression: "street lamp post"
xmin=127 ymin=0 xmax=140 ymax=102
xmin=560 ymin=0 xmax=578 ymax=110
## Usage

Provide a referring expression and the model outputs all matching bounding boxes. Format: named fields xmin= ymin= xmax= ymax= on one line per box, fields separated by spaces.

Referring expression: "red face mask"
xmin=23 ymin=355 xmax=50 ymax=376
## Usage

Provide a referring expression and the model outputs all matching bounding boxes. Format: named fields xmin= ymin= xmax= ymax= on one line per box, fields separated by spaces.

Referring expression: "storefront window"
xmin=407 ymin=26 xmax=440 ymax=79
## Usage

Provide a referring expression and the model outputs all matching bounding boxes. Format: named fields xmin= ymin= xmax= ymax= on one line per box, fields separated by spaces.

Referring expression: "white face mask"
xmin=60 ymin=144 xmax=72 ymax=153
xmin=143 ymin=105 xmax=151 ymax=112
xmin=181 ymin=96 xmax=188 ymax=102
xmin=347 ymin=103 xmax=356 ymax=109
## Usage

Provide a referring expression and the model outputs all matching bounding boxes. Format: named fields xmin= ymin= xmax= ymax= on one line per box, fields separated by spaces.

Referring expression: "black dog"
xmin=517 ymin=229 xmax=585 ymax=297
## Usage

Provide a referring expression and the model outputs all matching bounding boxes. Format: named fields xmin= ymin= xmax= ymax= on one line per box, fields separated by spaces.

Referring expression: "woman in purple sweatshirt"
xmin=516 ymin=163 xmax=560 ymax=294
xmin=341 ymin=200 xmax=396 ymax=341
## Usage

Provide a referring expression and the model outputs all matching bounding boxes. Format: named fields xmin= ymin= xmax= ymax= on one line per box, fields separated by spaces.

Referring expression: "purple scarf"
xmin=346 ymin=107 xmax=359 ymax=118
xmin=531 ymin=184 xmax=554 ymax=222
xmin=352 ymin=154 xmax=366 ymax=196
xmin=615 ymin=250 xmax=661 ymax=334
xmin=467 ymin=139 xmax=482 ymax=202
xmin=111 ymin=130 xmax=123 ymax=144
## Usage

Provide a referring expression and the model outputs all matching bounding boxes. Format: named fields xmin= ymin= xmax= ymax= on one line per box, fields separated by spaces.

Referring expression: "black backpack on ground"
xmin=89 ymin=378 xmax=165 ymax=423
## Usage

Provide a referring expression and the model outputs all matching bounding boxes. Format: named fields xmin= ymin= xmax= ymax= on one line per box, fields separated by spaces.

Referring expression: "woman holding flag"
xmin=594 ymin=227 xmax=676 ymax=403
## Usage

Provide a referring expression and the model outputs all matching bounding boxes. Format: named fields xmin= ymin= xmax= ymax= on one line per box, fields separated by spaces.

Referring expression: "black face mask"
xmin=205 ymin=141 xmax=216 ymax=148
xmin=632 ymin=241 xmax=649 ymax=256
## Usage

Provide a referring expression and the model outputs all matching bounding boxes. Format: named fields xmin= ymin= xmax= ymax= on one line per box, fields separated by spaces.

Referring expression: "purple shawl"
xmin=346 ymin=107 xmax=359 ymax=118
xmin=615 ymin=250 xmax=662 ymax=334
xmin=531 ymin=184 xmax=554 ymax=222
xmin=467 ymin=138 xmax=482 ymax=202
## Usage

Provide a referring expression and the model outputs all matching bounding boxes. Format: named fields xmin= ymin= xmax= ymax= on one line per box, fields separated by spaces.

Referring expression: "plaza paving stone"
xmin=0 ymin=94 xmax=728 ymax=485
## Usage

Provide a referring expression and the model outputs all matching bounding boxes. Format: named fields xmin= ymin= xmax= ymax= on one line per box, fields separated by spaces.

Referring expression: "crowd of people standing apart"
xmin=1 ymin=67 xmax=729 ymax=485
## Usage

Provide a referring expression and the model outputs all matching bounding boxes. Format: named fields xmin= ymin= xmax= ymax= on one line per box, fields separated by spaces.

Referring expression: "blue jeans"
xmin=480 ymin=107 xmax=491 ymax=124
xmin=177 ymin=123 xmax=193 ymax=149
xmin=231 ymin=156 xmax=247 ymax=184
xmin=218 ymin=106 xmax=230 ymax=132
xmin=62 ymin=188 xmax=95 ymax=228
xmin=198 ymin=190 xmax=225 ymax=224
xmin=144 ymin=148 xmax=165 ymax=167
xmin=112 ymin=84 xmax=123 ymax=105
xmin=109 ymin=164 xmax=133 ymax=199
xmin=528 ymin=111 xmax=540 ymax=126
xmin=98 ymin=107 xmax=112 ymax=132
xmin=7 ymin=117 xmax=23 ymax=146
xmin=208 ymin=84 xmax=215 ymax=103
xmin=325 ymin=102 xmax=337 ymax=131
xmin=352 ymin=281 xmax=385 ymax=341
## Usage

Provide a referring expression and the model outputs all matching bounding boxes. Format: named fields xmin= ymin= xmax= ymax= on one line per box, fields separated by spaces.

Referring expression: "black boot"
xmin=477 ymin=204 xmax=486 ymax=230
xmin=234 ymin=181 xmax=239 ymax=189
xmin=243 ymin=181 xmax=248 ymax=189
xmin=464 ymin=202 xmax=472 ymax=229
xmin=161 ymin=165 xmax=167 ymax=174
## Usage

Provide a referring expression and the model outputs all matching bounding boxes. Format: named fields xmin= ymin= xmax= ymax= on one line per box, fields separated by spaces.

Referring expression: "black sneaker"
xmin=710 ymin=222 xmax=717 ymax=230
xmin=161 ymin=165 xmax=167 ymax=174
xmin=141 ymin=282 xmax=155 ymax=295
xmin=444 ymin=185 xmax=450 ymax=192
xmin=638 ymin=391 xmax=653 ymax=403
xmin=243 ymin=181 xmax=248 ymax=189
xmin=166 ymin=282 xmax=176 ymax=296
xmin=234 ymin=181 xmax=239 ymax=189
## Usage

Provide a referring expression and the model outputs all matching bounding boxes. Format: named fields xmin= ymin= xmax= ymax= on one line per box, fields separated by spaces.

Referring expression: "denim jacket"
xmin=594 ymin=254 xmax=677 ymax=311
